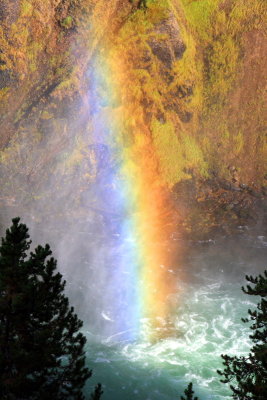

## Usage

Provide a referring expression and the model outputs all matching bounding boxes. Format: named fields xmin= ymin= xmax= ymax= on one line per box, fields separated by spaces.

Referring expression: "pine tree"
xmin=90 ymin=384 xmax=103 ymax=400
xmin=0 ymin=218 xmax=94 ymax=399
xmin=180 ymin=382 xmax=199 ymax=400
xmin=218 ymin=270 xmax=267 ymax=399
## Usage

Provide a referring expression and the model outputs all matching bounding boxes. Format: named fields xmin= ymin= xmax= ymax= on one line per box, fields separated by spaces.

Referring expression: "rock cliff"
xmin=0 ymin=0 xmax=266 ymax=237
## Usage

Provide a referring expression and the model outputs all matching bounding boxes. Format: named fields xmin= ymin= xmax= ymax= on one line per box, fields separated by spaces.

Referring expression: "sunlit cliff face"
xmin=0 ymin=0 xmax=266 ymax=335
xmin=1 ymin=0 xmax=266 ymax=202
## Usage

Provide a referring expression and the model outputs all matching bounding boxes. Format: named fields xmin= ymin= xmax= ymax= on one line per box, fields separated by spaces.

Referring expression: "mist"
xmin=0 ymin=0 xmax=266 ymax=397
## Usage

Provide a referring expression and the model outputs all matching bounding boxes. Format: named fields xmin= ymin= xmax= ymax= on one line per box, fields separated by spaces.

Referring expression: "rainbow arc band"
xmin=88 ymin=45 xmax=176 ymax=340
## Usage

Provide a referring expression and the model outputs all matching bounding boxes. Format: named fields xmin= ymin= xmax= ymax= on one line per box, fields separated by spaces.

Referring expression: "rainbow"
xmin=87 ymin=38 xmax=177 ymax=341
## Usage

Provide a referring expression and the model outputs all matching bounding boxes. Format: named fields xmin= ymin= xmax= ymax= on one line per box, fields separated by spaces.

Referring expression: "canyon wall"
xmin=0 ymin=0 xmax=266 ymax=238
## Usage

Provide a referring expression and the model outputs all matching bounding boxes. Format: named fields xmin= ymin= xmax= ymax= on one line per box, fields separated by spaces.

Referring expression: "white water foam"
xmin=85 ymin=278 xmax=255 ymax=399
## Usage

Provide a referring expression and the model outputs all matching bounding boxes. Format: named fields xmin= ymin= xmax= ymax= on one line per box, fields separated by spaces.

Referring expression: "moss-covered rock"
xmin=0 ymin=0 xmax=266 ymax=237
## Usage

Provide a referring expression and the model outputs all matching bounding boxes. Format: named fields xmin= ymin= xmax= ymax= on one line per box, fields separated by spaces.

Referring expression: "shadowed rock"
xmin=147 ymin=13 xmax=186 ymax=69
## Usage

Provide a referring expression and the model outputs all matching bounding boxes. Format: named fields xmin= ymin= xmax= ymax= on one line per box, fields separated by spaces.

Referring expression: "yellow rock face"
xmin=0 ymin=0 xmax=266 ymax=220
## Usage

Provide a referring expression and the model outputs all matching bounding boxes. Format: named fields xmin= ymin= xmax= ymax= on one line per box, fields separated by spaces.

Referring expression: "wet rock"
xmin=143 ymin=110 xmax=152 ymax=124
xmin=164 ymin=99 xmax=193 ymax=123
xmin=154 ymin=14 xmax=186 ymax=60
xmin=0 ymin=0 xmax=19 ymax=23
xmin=38 ymin=118 xmax=54 ymax=138
xmin=247 ymin=187 xmax=262 ymax=198
xmin=220 ymin=179 xmax=241 ymax=192
xmin=175 ymin=84 xmax=193 ymax=99
xmin=0 ymin=69 xmax=12 ymax=89
xmin=88 ymin=144 xmax=110 ymax=173
xmin=147 ymin=39 xmax=173 ymax=69
xmin=226 ymin=203 xmax=234 ymax=210
xmin=239 ymin=183 xmax=248 ymax=190
xmin=173 ymin=41 xmax=186 ymax=59
xmin=141 ymin=49 xmax=152 ymax=64
xmin=172 ymin=179 xmax=197 ymax=205
xmin=147 ymin=13 xmax=186 ymax=69
xmin=156 ymin=110 xmax=166 ymax=124
xmin=0 ymin=3 xmax=5 ymax=21
xmin=178 ymin=110 xmax=193 ymax=123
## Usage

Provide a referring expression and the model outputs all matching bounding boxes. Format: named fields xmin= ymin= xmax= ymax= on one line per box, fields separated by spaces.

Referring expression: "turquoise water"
xmin=61 ymin=232 xmax=266 ymax=400
xmin=83 ymin=276 xmax=255 ymax=399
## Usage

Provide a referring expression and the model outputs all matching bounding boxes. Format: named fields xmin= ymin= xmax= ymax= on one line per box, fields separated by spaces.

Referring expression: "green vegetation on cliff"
xmin=181 ymin=0 xmax=267 ymax=184
xmin=0 ymin=0 xmax=266 ymax=232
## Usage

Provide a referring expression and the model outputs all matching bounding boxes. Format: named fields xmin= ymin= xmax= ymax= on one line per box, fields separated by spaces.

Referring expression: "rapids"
xmin=81 ymin=232 xmax=267 ymax=399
